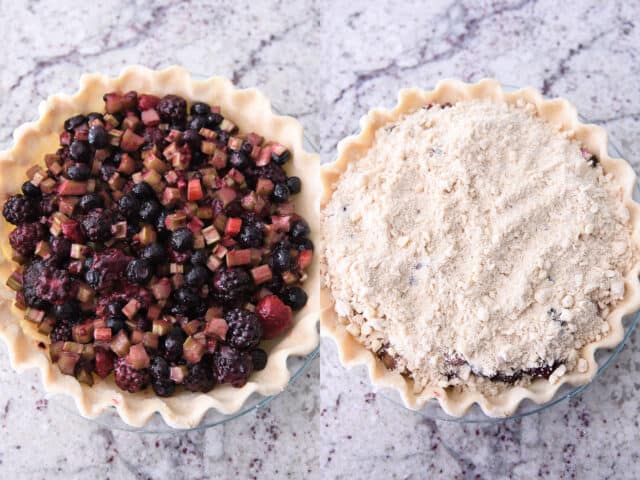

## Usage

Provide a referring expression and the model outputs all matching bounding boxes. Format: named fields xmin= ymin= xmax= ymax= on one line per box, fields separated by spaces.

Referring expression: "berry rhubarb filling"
xmin=3 ymin=91 xmax=312 ymax=396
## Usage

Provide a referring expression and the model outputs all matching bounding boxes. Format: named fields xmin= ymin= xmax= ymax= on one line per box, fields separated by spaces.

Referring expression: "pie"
xmin=0 ymin=66 xmax=319 ymax=428
xmin=320 ymin=79 xmax=640 ymax=417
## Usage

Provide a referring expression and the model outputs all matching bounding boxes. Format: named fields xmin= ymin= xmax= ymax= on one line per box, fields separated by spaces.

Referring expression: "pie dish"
xmin=0 ymin=65 xmax=319 ymax=428
xmin=320 ymin=79 xmax=640 ymax=417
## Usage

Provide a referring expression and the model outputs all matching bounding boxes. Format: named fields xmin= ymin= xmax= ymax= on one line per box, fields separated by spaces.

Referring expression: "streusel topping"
xmin=322 ymin=100 xmax=635 ymax=391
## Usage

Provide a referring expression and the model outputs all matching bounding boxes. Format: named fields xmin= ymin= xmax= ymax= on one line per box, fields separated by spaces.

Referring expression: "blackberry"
xmin=126 ymin=258 xmax=153 ymax=284
xmin=39 ymin=195 xmax=56 ymax=216
xmin=171 ymin=228 xmax=193 ymax=252
xmin=212 ymin=346 xmax=253 ymax=387
xmin=21 ymin=181 xmax=41 ymax=198
xmin=229 ymin=151 xmax=249 ymax=170
xmin=250 ymin=348 xmax=268 ymax=371
xmin=85 ymin=248 xmax=131 ymax=291
xmin=53 ymin=301 xmax=80 ymax=321
xmin=50 ymin=319 xmax=73 ymax=343
xmin=3 ymin=194 xmax=38 ymax=225
xmin=114 ymin=357 xmax=150 ymax=393
xmin=190 ymin=102 xmax=211 ymax=116
xmin=117 ymin=194 xmax=140 ymax=220
xmin=99 ymin=164 xmax=116 ymax=182
xmin=143 ymin=126 xmax=166 ymax=147
xmin=157 ymin=94 xmax=187 ymax=124
xmin=9 ymin=222 xmax=45 ymax=256
xmin=131 ymin=181 xmax=155 ymax=200
xmin=140 ymin=242 xmax=167 ymax=264
xmin=211 ymin=268 xmax=254 ymax=306
xmin=50 ymin=236 xmax=71 ymax=261
xmin=78 ymin=193 xmax=104 ymax=212
xmin=238 ymin=223 xmax=263 ymax=248
xmin=225 ymin=309 xmax=263 ymax=350
xmin=246 ymin=162 xmax=286 ymax=188
xmin=290 ymin=220 xmax=310 ymax=241
xmin=63 ymin=114 xmax=87 ymax=132
xmin=162 ymin=326 xmax=187 ymax=362
xmin=81 ymin=208 xmax=114 ymax=242
xmin=281 ymin=286 xmax=308 ymax=311
xmin=23 ymin=260 xmax=77 ymax=307
xmin=139 ymin=199 xmax=162 ymax=223
xmin=67 ymin=164 xmax=91 ymax=181
xmin=184 ymin=358 xmax=216 ymax=392
xmin=185 ymin=265 xmax=209 ymax=288
xmin=88 ymin=125 xmax=108 ymax=148
xmin=286 ymin=176 xmax=301 ymax=194
xmin=70 ymin=140 xmax=91 ymax=163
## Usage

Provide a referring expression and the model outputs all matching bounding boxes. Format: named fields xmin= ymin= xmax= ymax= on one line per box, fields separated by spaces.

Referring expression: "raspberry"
xmin=156 ymin=95 xmax=187 ymax=124
xmin=212 ymin=346 xmax=253 ymax=387
xmin=255 ymin=295 xmax=293 ymax=339
xmin=211 ymin=268 xmax=254 ymax=306
xmin=9 ymin=222 xmax=46 ymax=256
xmin=184 ymin=357 xmax=216 ymax=392
xmin=3 ymin=194 xmax=39 ymax=225
xmin=81 ymin=208 xmax=114 ymax=242
xmin=225 ymin=308 xmax=263 ymax=350
xmin=114 ymin=357 xmax=150 ymax=393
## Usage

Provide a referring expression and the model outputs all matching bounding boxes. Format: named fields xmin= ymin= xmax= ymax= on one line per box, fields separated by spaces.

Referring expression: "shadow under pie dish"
xmin=320 ymin=79 xmax=640 ymax=417
xmin=0 ymin=65 xmax=319 ymax=428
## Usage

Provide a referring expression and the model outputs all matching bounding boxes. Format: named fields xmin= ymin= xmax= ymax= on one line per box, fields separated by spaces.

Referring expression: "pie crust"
xmin=0 ymin=65 xmax=320 ymax=428
xmin=320 ymin=78 xmax=640 ymax=417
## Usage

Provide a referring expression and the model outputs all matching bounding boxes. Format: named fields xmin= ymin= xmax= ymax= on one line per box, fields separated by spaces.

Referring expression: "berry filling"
xmin=3 ymin=91 xmax=312 ymax=396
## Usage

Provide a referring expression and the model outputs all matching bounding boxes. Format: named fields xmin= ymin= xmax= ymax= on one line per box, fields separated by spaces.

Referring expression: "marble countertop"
xmin=1 ymin=0 xmax=640 ymax=478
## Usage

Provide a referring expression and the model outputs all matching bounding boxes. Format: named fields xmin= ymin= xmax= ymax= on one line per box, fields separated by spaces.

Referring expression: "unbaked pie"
xmin=0 ymin=66 xmax=319 ymax=427
xmin=320 ymin=79 xmax=640 ymax=416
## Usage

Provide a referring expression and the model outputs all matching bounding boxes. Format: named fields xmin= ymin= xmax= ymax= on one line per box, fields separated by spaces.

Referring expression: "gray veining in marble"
xmin=2 ymin=0 xmax=640 ymax=478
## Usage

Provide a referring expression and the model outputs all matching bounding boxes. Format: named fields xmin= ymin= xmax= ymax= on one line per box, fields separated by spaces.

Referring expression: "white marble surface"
xmin=2 ymin=0 xmax=640 ymax=479
xmin=320 ymin=1 xmax=640 ymax=479
xmin=0 ymin=1 xmax=319 ymax=479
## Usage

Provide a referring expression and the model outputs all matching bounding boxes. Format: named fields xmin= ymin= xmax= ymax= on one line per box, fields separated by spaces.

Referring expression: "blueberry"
xmin=53 ymin=301 xmax=80 ymax=321
xmin=139 ymin=200 xmax=162 ymax=223
xmin=79 ymin=193 xmax=104 ymax=212
xmin=189 ymin=116 xmax=208 ymax=131
xmin=86 ymin=112 xmax=104 ymax=122
xmin=185 ymin=265 xmax=209 ymax=287
xmin=286 ymin=176 xmax=301 ymax=194
xmin=271 ymin=149 xmax=291 ymax=165
xmin=150 ymin=356 xmax=171 ymax=380
xmin=190 ymin=250 xmax=207 ymax=266
xmin=162 ymin=326 xmax=187 ymax=362
xmin=85 ymin=269 xmax=101 ymax=289
xmin=106 ymin=315 xmax=126 ymax=334
xmin=271 ymin=247 xmax=291 ymax=272
xmin=70 ymin=140 xmax=91 ymax=163
xmin=229 ymin=151 xmax=249 ymax=170
xmin=64 ymin=115 xmax=87 ymax=132
xmin=238 ymin=223 xmax=263 ymax=248
xmin=67 ymin=164 xmax=91 ymax=181
xmin=171 ymin=227 xmax=193 ymax=252
xmin=131 ymin=181 xmax=155 ymax=200
xmin=118 ymin=194 xmax=140 ymax=220
xmin=141 ymin=242 xmax=167 ymax=264
xmin=281 ymin=286 xmax=308 ymax=311
xmin=271 ymin=183 xmax=290 ymax=203
xmin=240 ymin=141 xmax=254 ymax=156
xmin=173 ymin=287 xmax=200 ymax=313
xmin=182 ymin=129 xmax=202 ymax=150
xmin=190 ymin=102 xmax=211 ymax=116
xmin=99 ymin=164 xmax=116 ymax=182
xmin=126 ymin=258 xmax=153 ymax=284
xmin=106 ymin=301 xmax=125 ymax=316
xmin=290 ymin=220 xmax=310 ymax=240
xmin=216 ymin=130 xmax=230 ymax=146
xmin=151 ymin=378 xmax=176 ymax=397
xmin=205 ymin=112 xmax=223 ymax=128
xmin=21 ymin=181 xmax=41 ymax=198
xmin=88 ymin=125 xmax=108 ymax=148
xmin=296 ymin=237 xmax=314 ymax=251
xmin=251 ymin=348 xmax=268 ymax=371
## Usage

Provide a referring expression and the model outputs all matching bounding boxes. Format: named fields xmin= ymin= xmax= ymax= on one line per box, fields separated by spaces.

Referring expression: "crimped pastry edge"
xmin=0 ymin=65 xmax=320 ymax=428
xmin=320 ymin=78 xmax=640 ymax=417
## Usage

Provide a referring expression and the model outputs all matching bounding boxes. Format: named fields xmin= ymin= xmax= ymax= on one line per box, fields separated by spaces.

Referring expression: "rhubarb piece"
xmin=6 ymin=271 xmax=23 ymax=291
xmin=202 ymin=225 xmax=221 ymax=245
xmin=72 ymin=322 xmax=94 ymax=344
xmin=110 ymin=329 xmax=131 ymax=356
xmin=122 ymin=299 xmax=141 ymax=319
xmin=251 ymin=265 xmax=272 ymax=285
xmin=58 ymin=351 xmax=81 ymax=375
xmin=204 ymin=317 xmax=228 ymax=340
xmin=121 ymin=129 xmax=145 ymax=152
xmin=187 ymin=178 xmax=203 ymax=201
xmin=224 ymin=217 xmax=242 ymax=237
xmin=297 ymin=249 xmax=313 ymax=270
xmin=183 ymin=336 xmax=206 ymax=364
xmin=58 ymin=179 xmax=88 ymax=196
xmin=226 ymin=249 xmax=251 ymax=267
